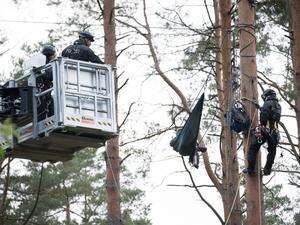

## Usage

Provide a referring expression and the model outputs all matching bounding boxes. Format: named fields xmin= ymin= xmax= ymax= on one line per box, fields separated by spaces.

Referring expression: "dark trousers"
xmin=247 ymin=128 xmax=279 ymax=172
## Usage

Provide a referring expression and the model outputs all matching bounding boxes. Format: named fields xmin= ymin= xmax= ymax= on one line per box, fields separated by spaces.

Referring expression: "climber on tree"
xmin=243 ymin=89 xmax=281 ymax=176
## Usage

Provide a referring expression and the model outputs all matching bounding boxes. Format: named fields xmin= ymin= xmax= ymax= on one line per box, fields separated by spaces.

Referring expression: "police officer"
xmin=40 ymin=44 xmax=57 ymax=88
xmin=42 ymin=44 xmax=56 ymax=64
xmin=62 ymin=31 xmax=103 ymax=64
xmin=39 ymin=44 xmax=57 ymax=120
xmin=244 ymin=89 xmax=281 ymax=176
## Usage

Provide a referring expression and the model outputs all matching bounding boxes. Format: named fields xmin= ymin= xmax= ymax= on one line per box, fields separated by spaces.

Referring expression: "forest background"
xmin=0 ymin=0 xmax=299 ymax=225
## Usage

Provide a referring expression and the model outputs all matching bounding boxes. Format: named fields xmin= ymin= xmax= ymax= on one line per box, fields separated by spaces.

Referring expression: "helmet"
xmin=79 ymin=31 xmax=95 ymax=42
xmin=73 ymin=39 xmax=84 ymax=45
xmin=261 ymin=89 xmax=276 ymax=101
xmin=41 ymin=44 xmax=56 ymax=56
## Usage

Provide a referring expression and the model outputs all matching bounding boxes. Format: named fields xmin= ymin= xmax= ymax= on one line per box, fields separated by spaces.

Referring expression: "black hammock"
xmin=170 ymin=94 xmax=204 ymax=167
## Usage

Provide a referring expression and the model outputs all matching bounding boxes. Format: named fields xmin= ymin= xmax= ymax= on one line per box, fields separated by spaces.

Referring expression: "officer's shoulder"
xmin=78 ymin=44 xmax=89 ymax=50
xmin=64 ymin=44 xmax=74 ymax=49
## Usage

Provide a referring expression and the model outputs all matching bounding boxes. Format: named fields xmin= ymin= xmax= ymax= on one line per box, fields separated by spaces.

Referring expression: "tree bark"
xmin=103 ymin=0 xmax=121 ymax=224
xmin=0 ymin=158 xmax=11 ymax=225
xmin=62 ymin=162 xmax=71 ymax=225
xmin=291 ymin=0 xmax=300 ymax=158
xmin=237 ymin=1 xmax=262 ymax=225
xmin=219 ymin=1 xmax=242 ymax=224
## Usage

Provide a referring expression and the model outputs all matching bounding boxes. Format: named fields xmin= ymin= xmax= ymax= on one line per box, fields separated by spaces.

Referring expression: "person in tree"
xmin=61 ymin=31 xmax=104 ymax=64
xmin=244 ymin=89 xmax=281 ymax=176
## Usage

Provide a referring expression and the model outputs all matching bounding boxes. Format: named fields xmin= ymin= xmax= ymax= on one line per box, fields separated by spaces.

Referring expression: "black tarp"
xmin=170 ymin=93 xmax=204 ymax=160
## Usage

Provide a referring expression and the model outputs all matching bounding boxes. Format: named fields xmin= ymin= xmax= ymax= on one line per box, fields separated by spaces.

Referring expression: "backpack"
xmin=230 ymin=102 xmax=251 ymax=133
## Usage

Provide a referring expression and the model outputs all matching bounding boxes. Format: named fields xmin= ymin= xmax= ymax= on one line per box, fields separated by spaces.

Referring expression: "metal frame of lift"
xmin=2 ymin=57 xmax=117 ymax=162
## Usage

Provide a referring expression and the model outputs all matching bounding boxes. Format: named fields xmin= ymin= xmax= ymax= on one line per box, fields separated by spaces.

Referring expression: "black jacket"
xmin=62 ymin=41 xmax=103 ymax=64
xmin=260 ymin=95 xmax=281 ymax=129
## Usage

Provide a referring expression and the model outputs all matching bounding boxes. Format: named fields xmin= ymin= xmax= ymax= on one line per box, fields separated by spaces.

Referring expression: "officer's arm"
xmin=260 ymin=102 xmax=270 ymax=126
xmin=88 ymin=49 xmax=104 ymax=64
xmin=61 ymin=48 xmax=67 ymax=57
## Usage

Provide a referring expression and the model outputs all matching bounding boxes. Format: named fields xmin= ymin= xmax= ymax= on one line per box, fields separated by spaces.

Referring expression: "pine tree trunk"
xmin=219 ymin=1 xmax=242 ymax=224
xmin=291 ymin=0 xmax=300 ymax=156
xmin=103 ymin=0 xmax=121 ymax=224
xmin=0 ymin=158 xmax=10 ymax=225
xmin=65 ymin=197 xmax=71 ymax=225
xmin=63 ymin=162 xmax=71 ymax=225
xmin=237 ymin=1 xmax=262 ymax=225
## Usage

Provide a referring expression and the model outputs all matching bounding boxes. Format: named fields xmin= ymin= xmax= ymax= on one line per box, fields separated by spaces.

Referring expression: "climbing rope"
xmin=224 ymin=173 xmax=243 ymax=225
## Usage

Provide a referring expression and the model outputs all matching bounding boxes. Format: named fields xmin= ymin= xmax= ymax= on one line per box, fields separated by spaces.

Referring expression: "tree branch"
xmin=257 ymin=71 xmax=296 ymax=110
xmin=120 ymin=153 xmax=132 ymax=165
xmin=279 ymin=121 xmax=300 ymax=165
xmin=181 ymin=157 xmax=224 ymax=224
xmin=120 ymin=126 xmax=174 ymax=146
xmin=117 ymin=78 xmax=129 ymax=93
xmin=202 ymin=151 xmax=223 ymax=192
xmin=167 ymin=184 xmax=215 ymax=188
xmin=140 ymin=0 xmax=224 ymax=199
xmin=118 ymin=102 xmax=134 ymax=129
xmin=22 ymin=163 xmax=44 ymax=225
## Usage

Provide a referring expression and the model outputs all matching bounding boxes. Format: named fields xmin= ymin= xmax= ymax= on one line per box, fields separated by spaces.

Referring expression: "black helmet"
xmin=79 ymin=31 xmax=95 ymax=42
xmin=261 ymin=89 xmax=276 ymax=101
xmin=41 ymin=44 xmax=56 ymax=56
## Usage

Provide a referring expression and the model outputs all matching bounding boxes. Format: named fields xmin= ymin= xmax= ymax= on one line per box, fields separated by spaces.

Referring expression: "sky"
xmin=0 ymin=1 xmax=298 ymax=225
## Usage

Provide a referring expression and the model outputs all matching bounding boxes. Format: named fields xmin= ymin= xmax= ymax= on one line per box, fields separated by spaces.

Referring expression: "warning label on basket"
xmin=81 ymin=116 xmax=95 ymax=125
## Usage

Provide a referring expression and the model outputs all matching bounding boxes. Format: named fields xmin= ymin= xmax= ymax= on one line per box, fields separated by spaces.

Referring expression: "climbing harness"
xmin=254 ymin=126 xmax=264 ymax=144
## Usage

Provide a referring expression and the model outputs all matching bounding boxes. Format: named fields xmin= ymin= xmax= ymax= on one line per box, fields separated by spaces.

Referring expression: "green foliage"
xmin=182 ymin=37 xmax=215 ymax=71
xmin=2 ymin=149 xmax=150 ymax=225
xmin=257 ymin=0 xmax=289 ymax=29
xmin=295 ymin=213 xmax=300 ymax=225
xmin=0 ymin=119 xmax=18 ymax=159
xmin=264 ymin=185 xmax=294 ymax=225
xmin=241 ymin=184 xmax=297 ymax=225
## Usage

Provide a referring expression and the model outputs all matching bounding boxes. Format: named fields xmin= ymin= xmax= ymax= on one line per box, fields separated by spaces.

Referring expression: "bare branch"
xmin=257 ymin=71 xmax=296 ymax=110
xmin=116 ymin=18 xmax=146 ymax=37
xmin=118 ymin=14 xmax=146 ymax=29
xmin=70 ymin=209 xmax=85 ymax=219
xmin=117 ymin=44 xmax=135 ymax=58
xmin=120 ymin=126 xmax=174 ymax=147
xmin=0 ymin=48 xmax=11 ymax=57
xmin=118 ymin=102 xmax=134 ymax=129
xmin=117 ymin=71 xmax=125 ymax=80
xmin=167 ymin=184 xmax=215 ymax=188
xmin=274 ymin=169 xmax=300 ymax=175
xmin=120 ymin=153 xmax=132 ymax=165
xmin=181 ymin=157 xmax=224 ymax=224
xmin=279 ymin=121 xmax=300 ymax=165
xmin=140 ymin=0 xmax=223 ymax=197
xmin=117 ymin=78 xmax=129 ymax=93
xmin=202 ymin=151 xmax=223 ymax=192
xmin=204 ymin=0 xmax=214 ymax=28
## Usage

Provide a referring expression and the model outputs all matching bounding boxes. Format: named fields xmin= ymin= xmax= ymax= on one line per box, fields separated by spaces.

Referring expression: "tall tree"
xmin=103 ymin=0 xmax=122 ymax=224
xmin=115 ymin=0 xmax=246 ymax=224
xmin=218 ymin=1 xmax=242 ymax=224
xmin=291 ymin=0 xmax=300 ymax=160
xmin=237 ymin=0 xmax=262 ymax=224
